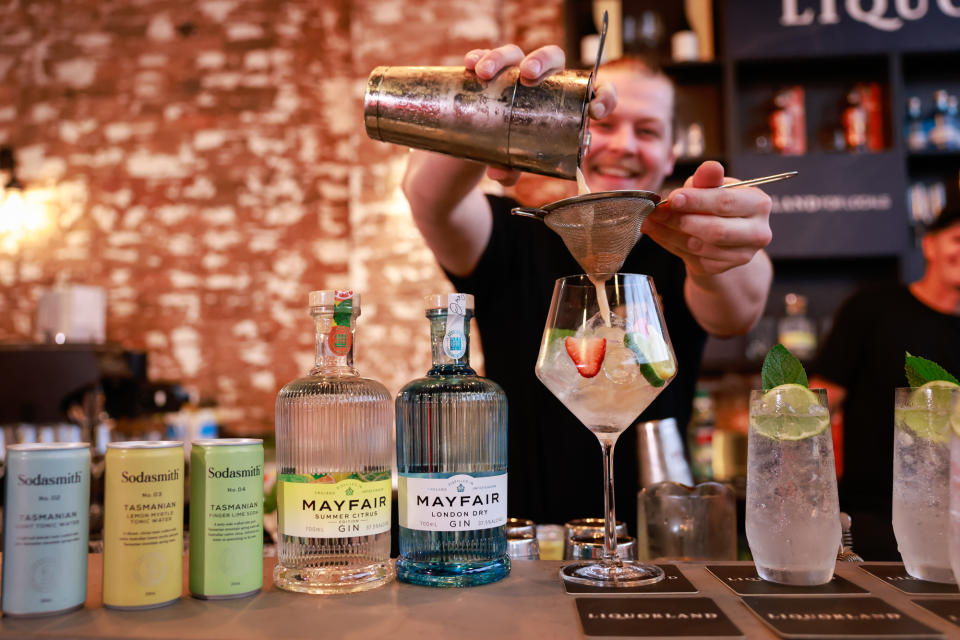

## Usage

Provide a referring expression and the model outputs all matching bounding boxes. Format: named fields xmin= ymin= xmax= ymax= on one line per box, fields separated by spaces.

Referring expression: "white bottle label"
xmin=399 ymin=473 xmax=507 ymax=532
xmin=443 ymin=293 xmax=466 ymax=359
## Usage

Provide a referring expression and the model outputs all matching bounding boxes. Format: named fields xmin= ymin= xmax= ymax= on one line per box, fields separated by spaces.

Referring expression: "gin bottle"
xmin=395 ymin=293 xmax=510 ymax=587
xmin=274 ymin=290 xmax=394 ymax=593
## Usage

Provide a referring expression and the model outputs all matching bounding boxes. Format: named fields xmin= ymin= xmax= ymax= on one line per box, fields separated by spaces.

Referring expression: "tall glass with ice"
xmin=746 ymin=386 xmax=840 ymax=585
xmin=949 ymin=397 xmax=960 ymax=584
xmin=893 ymin=384 xmax=957 ymax=583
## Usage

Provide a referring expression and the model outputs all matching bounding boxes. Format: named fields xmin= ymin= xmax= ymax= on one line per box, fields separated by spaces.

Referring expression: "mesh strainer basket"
xmin=513 ymin=190 xmax=661 ymax=279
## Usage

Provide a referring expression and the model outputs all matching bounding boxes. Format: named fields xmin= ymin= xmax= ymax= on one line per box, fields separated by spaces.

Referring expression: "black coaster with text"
xmin=859 ymin=564 xmax=960 ymax=595
xmin=706 ymin=565 xmax=867 ymax=596
xmin=742 ymin=596 xmax=943 ymax=638
xmin=577 ymin=597 xmax=743 ymax=638
xmin=913 ymin=599 xmax=960 ymax=627
xmin=564 ymin=564 xmax=698 ymax=595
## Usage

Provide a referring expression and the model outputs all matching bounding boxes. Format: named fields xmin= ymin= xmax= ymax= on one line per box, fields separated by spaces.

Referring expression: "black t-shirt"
xmin=444 ymin=195 xmax=707 ymax=532
xmin=814 ymin=283 xmax=960 ymax=559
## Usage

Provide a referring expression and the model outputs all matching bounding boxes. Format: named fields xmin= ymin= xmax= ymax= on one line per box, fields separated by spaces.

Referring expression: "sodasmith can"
xmin=2 ymin=443 xmax=90 ymax=617
xmin=103 ymin=441 xmax=184 ymax=610
xmin=189 ymin=438 xmax=264 ymax=599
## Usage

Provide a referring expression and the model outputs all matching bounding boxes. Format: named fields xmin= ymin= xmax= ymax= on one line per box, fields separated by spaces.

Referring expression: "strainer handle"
xmin=511 ymin=206 xmax=548 ymax=220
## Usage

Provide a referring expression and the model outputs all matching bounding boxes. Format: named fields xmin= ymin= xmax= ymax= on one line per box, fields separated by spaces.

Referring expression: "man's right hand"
xmin=463 ymin=44 xmax=618 ymax=186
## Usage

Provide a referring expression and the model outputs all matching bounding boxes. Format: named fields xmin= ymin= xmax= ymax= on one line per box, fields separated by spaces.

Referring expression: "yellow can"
xmin=103 ymin=441 xmax=184 ymax=610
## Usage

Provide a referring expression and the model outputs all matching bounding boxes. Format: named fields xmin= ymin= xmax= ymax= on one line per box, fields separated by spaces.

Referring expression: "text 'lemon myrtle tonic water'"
xmin=103 ymin=441 xmax=184 ymax=610
xmin=2 ymin=443 xmax=90 ymax=617
xmin=274 ymin=290 xmax=394 ymax=594
xmin=395 ymin=293 xmax=510 ymax=587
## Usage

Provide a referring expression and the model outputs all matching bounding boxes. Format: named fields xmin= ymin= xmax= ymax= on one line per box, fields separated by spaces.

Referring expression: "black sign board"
xmin=706 ymin=565 xmax=868 ymax=596
xmin=859 ymin=564 xmax=960 ymax=595
xmin=730 ymin=152 xmax=908 ymax=259
xmin=726 ymin=0 xmax=960 ymax=59
xmin=576 ymin=597 xmax=743 ymax=638
xmin=742 ymin=596 xmax=943 ymax=638
xmin=913 ymin=599 xmax=960 ymax=627
xmin=565 ymin=565 xmax=698 ymax=596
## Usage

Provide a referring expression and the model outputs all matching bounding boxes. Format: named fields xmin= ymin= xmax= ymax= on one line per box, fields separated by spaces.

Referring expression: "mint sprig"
xmin=761 ymin=344 xmax=808 ymax=392
xmin=905 ymin=352 xmax=959 ymax=387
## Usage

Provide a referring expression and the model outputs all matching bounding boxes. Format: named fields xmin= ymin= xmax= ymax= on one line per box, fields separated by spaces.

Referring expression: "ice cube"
xmin=603 ymin=342 xmax=641 ymax=385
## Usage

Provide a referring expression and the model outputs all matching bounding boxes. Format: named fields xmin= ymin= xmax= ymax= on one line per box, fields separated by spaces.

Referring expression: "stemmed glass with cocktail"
xmin=535 ymin=273 xmax=677 ymax=587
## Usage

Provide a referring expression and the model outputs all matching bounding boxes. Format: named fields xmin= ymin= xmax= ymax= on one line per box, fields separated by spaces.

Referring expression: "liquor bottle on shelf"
xmin=842 ymin=87 xmax=867 ymax=152
xmin=395 ymin=293 xmax=510 ymax=587
xmin=274 ymin=290 xmax=394 ymax=594
xmin=928 ymin=89 xmax=960 ymax=151
xmin=670 ymin=4 xmax=698 ymax=62
xmin=905 ymin=96 xmax=928 ymax=152
xmin=777 ymin=293 xmax=817 ymax=361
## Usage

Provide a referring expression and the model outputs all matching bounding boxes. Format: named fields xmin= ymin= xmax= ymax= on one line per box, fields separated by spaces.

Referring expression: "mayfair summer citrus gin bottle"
xmin=395 ymin=293 xmax=510 ymax=587
xmin=274 ymin=290 xmax=394 ymax=593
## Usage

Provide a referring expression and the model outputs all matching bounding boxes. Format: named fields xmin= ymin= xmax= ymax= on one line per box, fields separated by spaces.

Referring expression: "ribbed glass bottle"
xmin=395 ymin=293 xmax=510 ymax=587
xmin=274 ymin=290 xmax=394 ymax=594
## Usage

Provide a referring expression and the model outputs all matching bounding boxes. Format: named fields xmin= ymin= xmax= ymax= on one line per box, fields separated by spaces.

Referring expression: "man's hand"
xmin=641 ymin=161 xmax=773 ymax=276
xmin=464 ymin=44 xmax=617 ymax=186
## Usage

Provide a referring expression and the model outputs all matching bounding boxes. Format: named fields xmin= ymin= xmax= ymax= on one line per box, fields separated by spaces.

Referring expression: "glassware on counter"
xmin=746 ymin=386 xmax=840 ymax=585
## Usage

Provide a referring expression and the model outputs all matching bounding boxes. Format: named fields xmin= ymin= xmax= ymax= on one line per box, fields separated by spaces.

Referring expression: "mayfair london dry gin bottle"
xmin=274 ymin=290 xmax=394 ymax=593
xmin=395 ymin=293 xmax=510 ymax=587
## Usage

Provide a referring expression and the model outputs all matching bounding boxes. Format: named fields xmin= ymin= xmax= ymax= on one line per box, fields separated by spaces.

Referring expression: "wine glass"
xmin=535 ymin=274 xmax=677 ymax=586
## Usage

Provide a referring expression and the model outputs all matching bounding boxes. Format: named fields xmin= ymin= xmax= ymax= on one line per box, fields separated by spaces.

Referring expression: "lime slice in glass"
xmin=899 ymin=380 xmax=959 ymax=444
xmin=752 ymin=384 xmax=829 ymax=441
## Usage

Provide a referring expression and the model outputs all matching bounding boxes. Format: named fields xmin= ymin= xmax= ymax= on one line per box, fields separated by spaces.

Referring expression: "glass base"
xmin=560 ymin=561 xmax=664 ymax=587
xmin=903 ymin=561 xmax=957 ymax=584
xmin=273 ymin=561 xmax=394 ymax=594
xmin=396 ymin=555 xmax=511 ymax=587
xmin=755 ymin=565 xmax=834 ymax=586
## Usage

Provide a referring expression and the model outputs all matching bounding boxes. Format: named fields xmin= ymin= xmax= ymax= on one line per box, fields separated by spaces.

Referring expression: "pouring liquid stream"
xmin=576 ymin=167 xmax=612 ymax=328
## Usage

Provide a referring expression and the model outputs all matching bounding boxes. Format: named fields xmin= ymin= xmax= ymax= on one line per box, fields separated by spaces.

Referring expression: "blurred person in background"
xmin=402 ymin=43 xmax=773 ymax=532
xmin=812 ymin=189 xmax=960 ymax=560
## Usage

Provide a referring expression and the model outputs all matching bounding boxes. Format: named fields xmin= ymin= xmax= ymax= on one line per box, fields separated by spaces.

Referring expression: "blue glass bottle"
xmin=395 ymin=293 xmax=510 ymax=587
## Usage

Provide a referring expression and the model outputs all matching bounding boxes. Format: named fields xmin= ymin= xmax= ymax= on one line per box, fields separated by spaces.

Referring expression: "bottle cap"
xmin=424 ymin=293 xmax=474 ymax=311
xmin=309 ymin=290 xmax=361 ymax=309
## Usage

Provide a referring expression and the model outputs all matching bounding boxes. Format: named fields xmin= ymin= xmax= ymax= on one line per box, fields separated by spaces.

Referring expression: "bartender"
xmin=402 ymin=43 xmax=773 ymax=531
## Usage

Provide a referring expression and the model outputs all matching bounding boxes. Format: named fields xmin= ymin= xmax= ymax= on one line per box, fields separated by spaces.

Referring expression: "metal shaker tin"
xmin=102 ymin=441 xmax=184 ymax=610
xmin=363 ymin=66 xmax=594 ymax=180
xmin=189 ymin=439 xmax=264 ymax=599
xmin=1 ymin=443 xmax=91 ymax=617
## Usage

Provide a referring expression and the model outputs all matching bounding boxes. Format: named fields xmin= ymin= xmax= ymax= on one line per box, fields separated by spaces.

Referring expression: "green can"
xmin=189 ymin=438 xmax=264 ymax=599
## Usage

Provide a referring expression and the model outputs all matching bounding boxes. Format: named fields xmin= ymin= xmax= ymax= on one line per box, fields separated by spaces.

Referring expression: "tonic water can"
xmin=189 ymin=438 xmax=264 ymax=599
xmin=103 ymin=441 xmax=184 ymax=610
xmin=2 ymin=443 xmax=91 ymax=617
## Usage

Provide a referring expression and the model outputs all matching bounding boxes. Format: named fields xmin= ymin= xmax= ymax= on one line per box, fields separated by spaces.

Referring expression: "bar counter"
xmin=1 ymin=557 xmax=957 ymax=638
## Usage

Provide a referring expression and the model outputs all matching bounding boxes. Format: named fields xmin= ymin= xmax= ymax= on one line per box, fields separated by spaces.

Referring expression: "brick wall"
xmin=0 ymin=0 xmax=564 ymax=434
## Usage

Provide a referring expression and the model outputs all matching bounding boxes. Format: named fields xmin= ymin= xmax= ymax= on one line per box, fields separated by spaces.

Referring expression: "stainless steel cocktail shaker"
xmin=363 ymin=66 xmax=593 ymax=179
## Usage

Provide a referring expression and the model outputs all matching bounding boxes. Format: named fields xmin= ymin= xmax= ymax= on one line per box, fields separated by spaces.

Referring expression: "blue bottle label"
xmin=398 ymin=473 xmax=507 ymax=532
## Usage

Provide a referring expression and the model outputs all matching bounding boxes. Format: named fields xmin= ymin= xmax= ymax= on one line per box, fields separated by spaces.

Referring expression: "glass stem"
xmin=600 ymin=438 xmax=621 ymax=566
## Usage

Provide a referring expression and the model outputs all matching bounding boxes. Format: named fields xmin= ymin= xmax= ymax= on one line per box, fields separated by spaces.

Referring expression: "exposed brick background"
xmin=0 ymin=0 xmax=564 ymax=434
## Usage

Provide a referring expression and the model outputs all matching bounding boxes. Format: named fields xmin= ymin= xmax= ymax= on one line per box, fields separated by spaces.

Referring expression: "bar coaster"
xmin=741 ymin=596 xmax=943 ymax=638
xmin=705 ymin=565 xmax=867 ymax=596
xmin=564 ymin=565 xmax=698 ymax=595
xmin=859 ymin=564 xmax=960 ymax=595
xmin=912 ymin=599 xmax=960 ymax=627
xmin=576 ymin=596 xmax=743 ymax=638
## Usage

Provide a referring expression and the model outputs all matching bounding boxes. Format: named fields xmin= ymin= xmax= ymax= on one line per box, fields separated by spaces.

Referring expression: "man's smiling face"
xmin=581 ymin=67 xmax=676 ymax=194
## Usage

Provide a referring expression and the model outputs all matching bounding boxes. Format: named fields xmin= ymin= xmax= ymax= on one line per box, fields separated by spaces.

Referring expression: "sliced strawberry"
xmin=564 ymin=337 xmax=606 ymax=378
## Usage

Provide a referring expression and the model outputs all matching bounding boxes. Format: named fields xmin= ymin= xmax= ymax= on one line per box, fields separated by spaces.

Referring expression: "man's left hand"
xmin=641 ymin=161 xmax=773 ymax=276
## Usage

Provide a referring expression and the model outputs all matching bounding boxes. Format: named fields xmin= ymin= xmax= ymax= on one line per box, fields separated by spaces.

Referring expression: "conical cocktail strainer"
xmin=512 ymin=171 xmax=798 ymax=279
xmin=513 ymin=190 xmax=660 ymax=279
